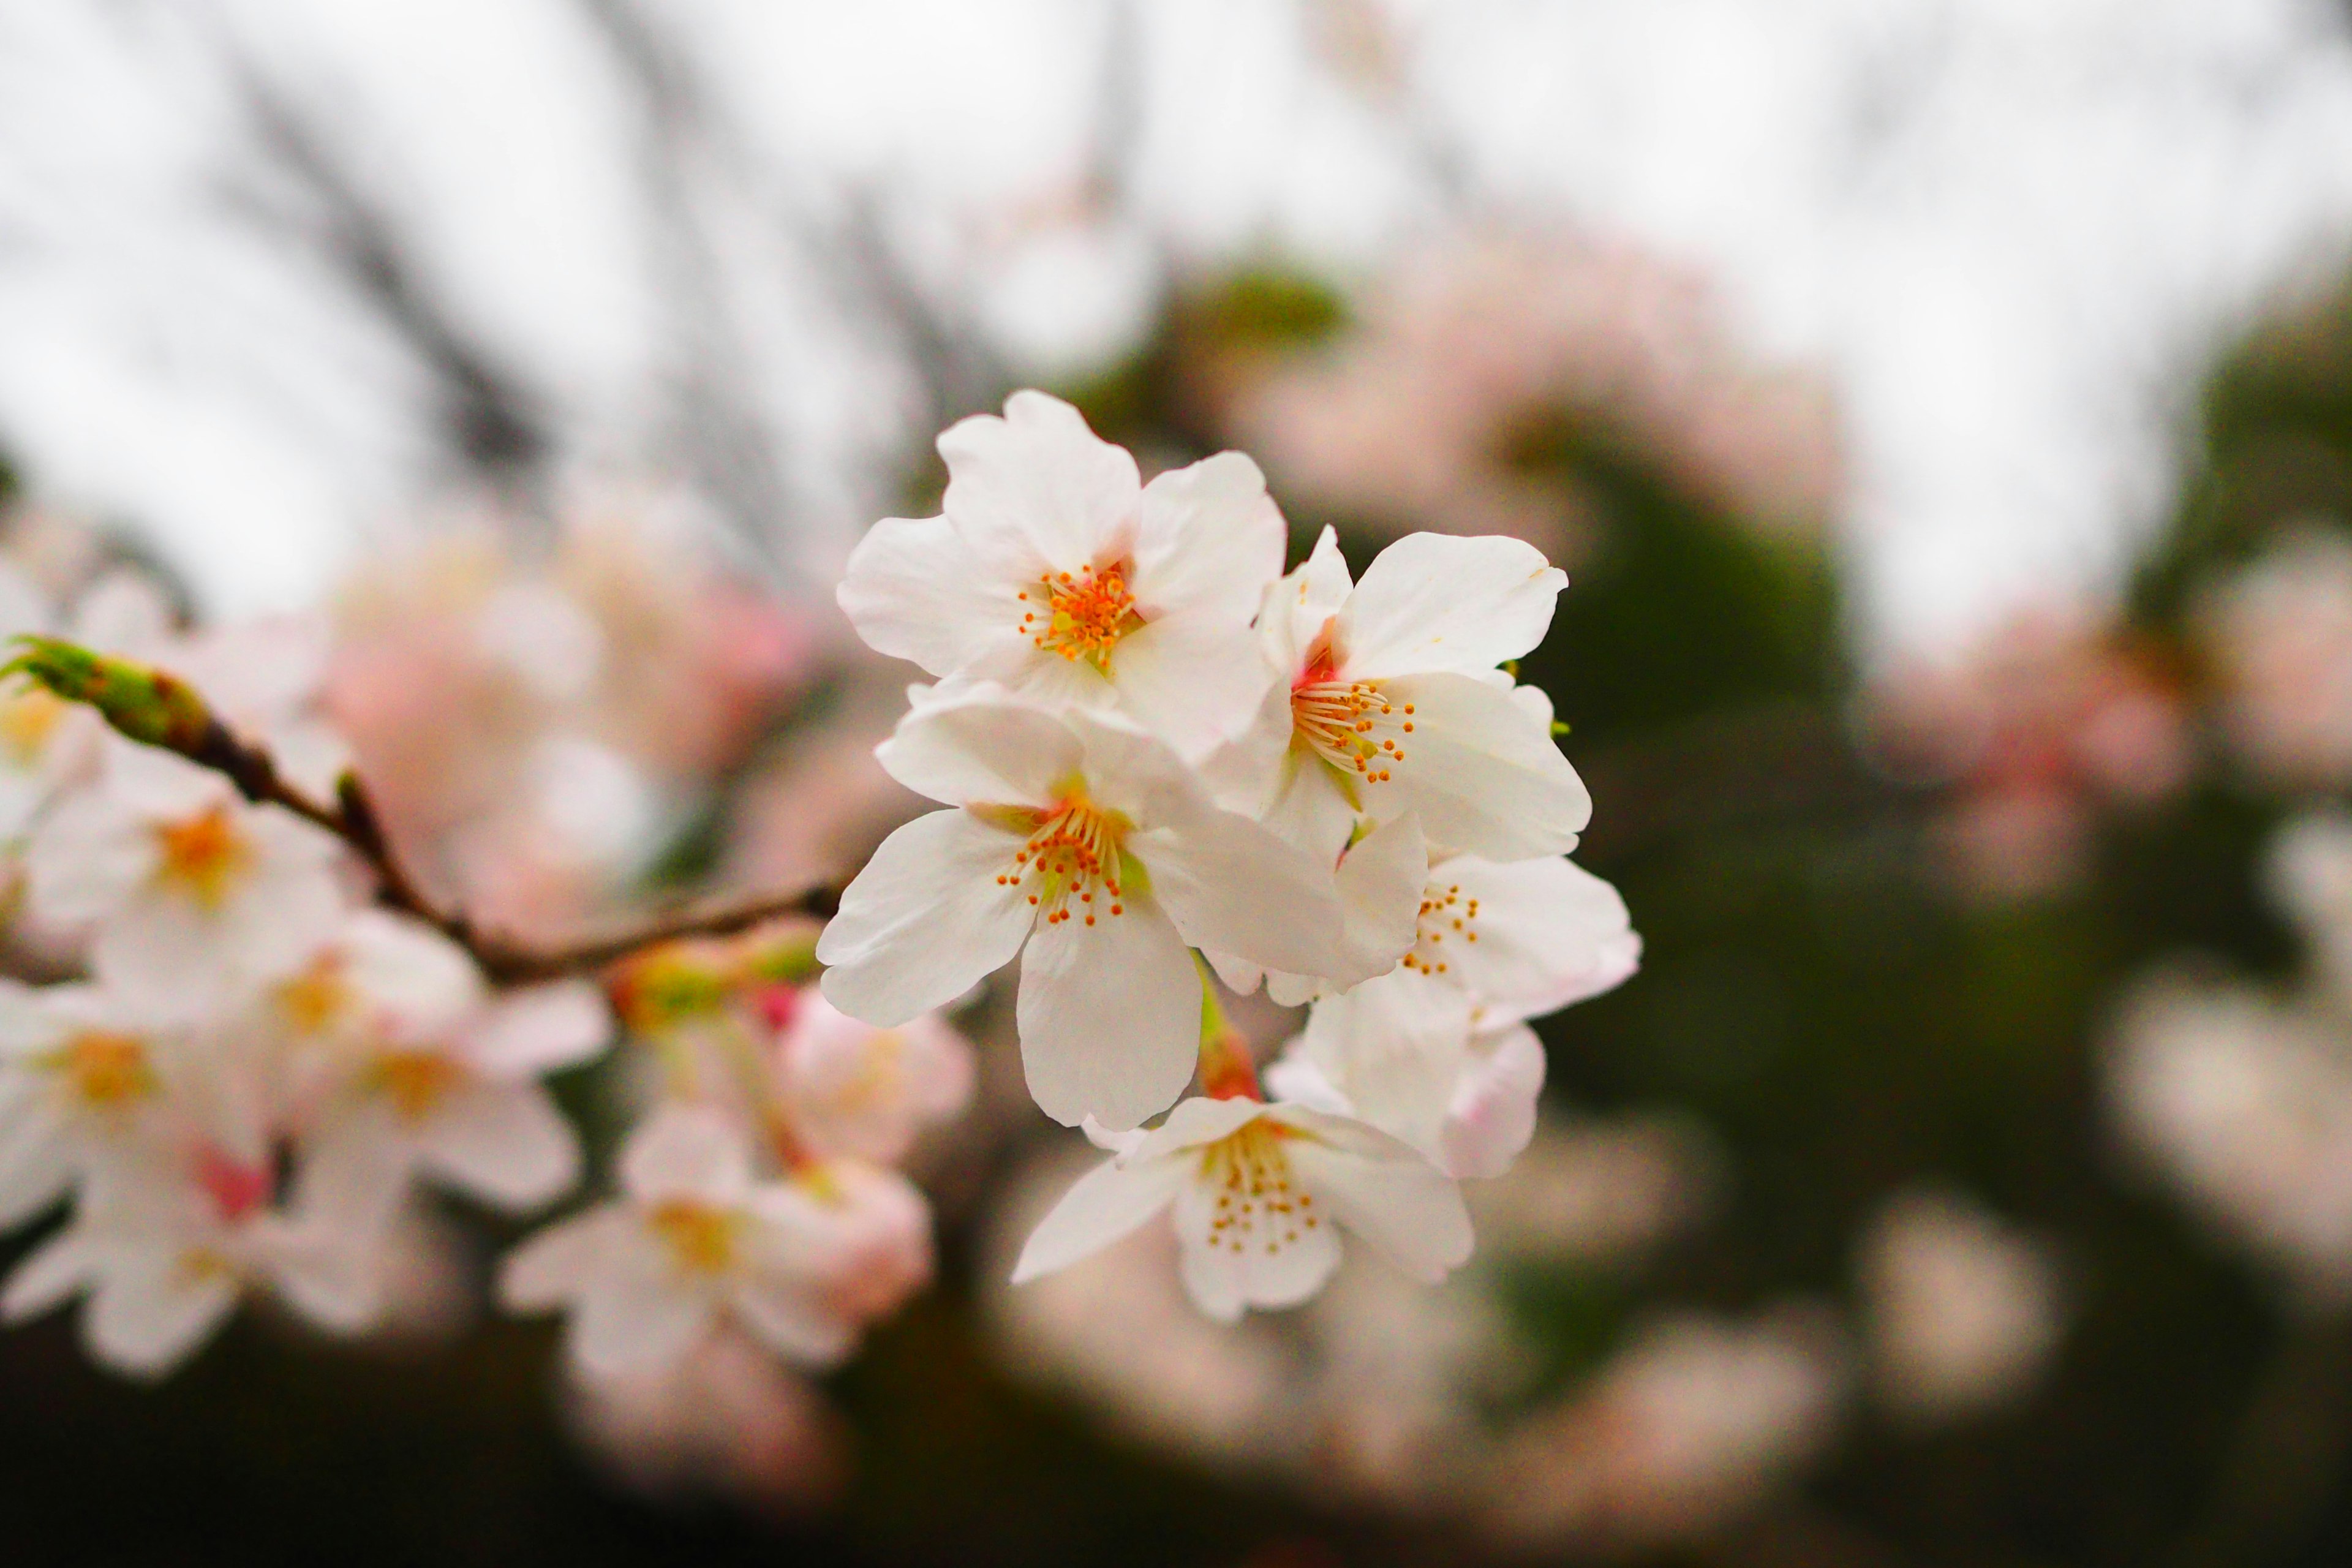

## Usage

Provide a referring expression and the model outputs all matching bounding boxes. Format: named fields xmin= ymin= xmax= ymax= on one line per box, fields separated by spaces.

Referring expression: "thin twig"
xmin=189 ymin=715 xmax=834 ymax=984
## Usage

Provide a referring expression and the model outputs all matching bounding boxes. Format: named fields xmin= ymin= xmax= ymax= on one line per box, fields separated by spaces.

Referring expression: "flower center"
xmin=154 ymin=804 xmax=251 ymax=907
xmin=994 ymin=793 xmax=1131 ymax=929
xmin=1291 ymin=649 xmax=1413 ymax=784
xmin=1398 ymin=878 xmax=1479 ymax=978
xmin=1199 ymin=1120 xmax=1318 ymax=1256
xmin=55 ymin=1031 xmax=154 ymax=1107
xmin=0 ymin=687 xmax=67 ymax=767
xmin=371 ymin=1049 xmax=465 ymax=1121
xmin=1018 ymin=562 xmax=1143 ymax=672
xmin=648 ymin=1199 xmax=741 ymax=1276
xmin=277 ymin=954 xmax=354 ymax=1036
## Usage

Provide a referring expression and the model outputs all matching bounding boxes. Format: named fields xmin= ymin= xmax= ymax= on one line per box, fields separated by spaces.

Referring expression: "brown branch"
xmin=190 ymin=715 xmax=835 ymax=984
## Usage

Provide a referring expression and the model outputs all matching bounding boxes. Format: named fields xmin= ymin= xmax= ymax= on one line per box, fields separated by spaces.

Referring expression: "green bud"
xmin=1551 ymin=720 xmax=1570 ymax=737
xmin=1 ymin=636 xmax=212 ymax=753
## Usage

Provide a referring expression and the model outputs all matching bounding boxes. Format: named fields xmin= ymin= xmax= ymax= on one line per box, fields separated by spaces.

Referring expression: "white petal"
xmin=619 ymin=1105 xmax=752 ymax=1205
xmin=1333 ymin=813 xmax=1427 ymax=974
xmin=341 ymin=910 xmax=484 ymax=1031
xmin=26 ymin=790 xmax=152 ymax=926
xmin=1259 ymin=526 xmax=1356 ymax=677
xmin=415 ymin=1083 xmax=582 ymax=1212
xmin=1368 ymin=671 xmax=1591 ymax=861
xmin=262 ymin=1224 xmax=383 ymax=1334
xmin=499 ymin=1209 xmax=624 ymax=1310
xmin=874 ymin=693 xmax=1080 ymax=808
xmin=1172 ymin=1156 xmax=1341 ymax=1314
xmin=1300 ymin=970 xmax=1474 ymax=1155
xmin=1262 ymin=1047 xmax=1353 ymax=1117
xmin=816 ymin=809 xmax=1035 ymax=1027
xmin=0 ymin=1105 xmax=71 ymax=1229
xmin=729 ymin=1278 xmax=854 ymax=1365
xmin=1280 ymin=1109 xmax=1472 ymax=1283
xmin=1106 ymin=611 xmax=1279 ymax=760
xmin=87 ymin=1261 xmax=240 ymax=1377
xmin=1131 ymin=451 xmax=1286 ymax=624
xmin=1126 ymin=1093 xmax=1270 ymax=1162
xmin=1339 ymin=533 xmax=1566 ymax=680
xmin=1439 ymin=1023 xmax=1547 ymax=1180
xmin=1254 ymin=748 xmax=1363 ymax=868
xmin=462 ymin=981 xmax=611 ymax=1078
xmin=571 ymin=1273 xmax=713 ymax=1381
xmin=1134 ymin=809 xmax=1356 ymax=984
xmin=2 ymin=1226 xmax=97 ymax=1321
xmin=1011 ymin=1151 xmax=1188 ymax=1283
xmin=1016 ymin=895 xmax=1200 ymax=1130
xmin=837 ymin=511 xmax=1028 ymax=676
xmin=1176 ymin=1229 xmax=1247 ymax=1322
xmin=937 ymin=391 xmax=1141 ymax=571
xmin=1434 ymin=854 xmax=1641 ymax=1019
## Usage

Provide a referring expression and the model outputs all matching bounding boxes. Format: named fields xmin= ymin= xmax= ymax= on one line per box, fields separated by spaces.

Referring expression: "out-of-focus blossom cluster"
xmin=0 ymin=484 xmax=973 ymax=1490
xmin=823 ymin=390 xmax=1638 ymax=1325
xmin=1222 ymin=230 xmax=1844 ymax=563
xmin=2193 ymin=525 xmax=2352 ymax=792
xmin=1862 ymin=610 xmax=2191 ymax=901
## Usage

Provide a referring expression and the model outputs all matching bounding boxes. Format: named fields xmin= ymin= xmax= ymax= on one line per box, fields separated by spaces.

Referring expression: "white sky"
xmin=3 ymin=0 xmax=2352 ymax=654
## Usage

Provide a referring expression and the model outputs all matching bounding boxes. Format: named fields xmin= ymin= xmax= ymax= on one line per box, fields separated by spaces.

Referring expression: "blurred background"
xmin=13 ymin=1 xmax=2352 ymax=1564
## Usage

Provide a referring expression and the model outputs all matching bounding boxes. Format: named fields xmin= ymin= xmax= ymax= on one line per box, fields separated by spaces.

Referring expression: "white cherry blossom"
xmin=27 ymin=743 xmax=343 ymax=1020
xmin=1270 ymin=980 xmax=1550 ymax=1180
xmin=772 ymin=987 xmax=974 ymax=1165
xmin=287 ymin=911 xmax=611 ymax=1214
xmin=0 ymin=1142 xmax=390 ymax=1378
xmin=0 ymin=982 xmax=179 ymax=1226
xmin=500 ymin=1106 xmax=925 ymax=1379
xmin=1012 ymin=1095 xmax=1472 ymax=1322
xmin=837 ymin=391 xmax=1285 ymax=758
xmin=1219 ymin=526 xmax=1589 ymax=865
xmin=816 ymin=689 xmax=1384 ymax=1130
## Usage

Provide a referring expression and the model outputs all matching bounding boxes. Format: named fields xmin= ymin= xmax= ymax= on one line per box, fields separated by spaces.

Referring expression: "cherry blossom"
xmin=0 ymin=981 xmax=178 ymax=1226
xmin=1218 ymin=526 xmax=1589 ymax=865
xmin=818 ymin=688 xmax=1381 ymax=1129
xmin=27 ymin=743 xmax=343 ymax=1020
xmin=500 ymin=1106 xmax=925 ymax=1379
xmin=837 ymin=391 xmax=1285 ymax=759
xmin=771 ymin=986 xmax=974 ymax=1165
xmin=285 ymin=911 xmax=611 ymax=1214
xmin=1012 ymin=1094 xmax=1471 ymax=1322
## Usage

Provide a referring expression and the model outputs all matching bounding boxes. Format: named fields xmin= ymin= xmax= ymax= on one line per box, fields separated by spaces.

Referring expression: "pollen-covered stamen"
xmin=153 ymin=804 xmax=252 ymax=907
xmin=1200 ymin=1120 xmax=1317 ymax=1256
xmin=1291 ymin=650 xmax=1414 ymax=783
xmin=647 ymin=1199 xmax=742 ymax=1276
xmin=49 ymin=1030 xmax=155 ymax=1107
xmin=1398 ymin=880 xmax=1479 ymax=978
xmin=995 ymin=794 xmax=1130 ymax=929
xmin=1018 ymin=562 xmax=1144 ymax=671
xmin=370 ymin=1049 xmax=466 ymax=1122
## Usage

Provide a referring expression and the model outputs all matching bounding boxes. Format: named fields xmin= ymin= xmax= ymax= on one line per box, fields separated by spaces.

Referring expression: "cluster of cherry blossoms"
xmin=827 ymin=390 xmax=1638 ymax=1320
xmin=0 ymin=522 xmax=968 ymax=1385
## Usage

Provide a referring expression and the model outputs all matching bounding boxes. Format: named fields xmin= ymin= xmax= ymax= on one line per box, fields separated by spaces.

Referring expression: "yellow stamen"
xmin=647 ymin=1199 xmax=740 ymax=1275
xmin=153 ymin=804 xmax=251 ymax=907
xmin=1019 ymin=562 xmax=1144 ymax=672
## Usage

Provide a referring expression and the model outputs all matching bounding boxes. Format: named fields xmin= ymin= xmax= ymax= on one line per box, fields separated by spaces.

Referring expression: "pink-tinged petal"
xmin=86 ymin=1262 xmax=240 ymax=1378
xmin=1 ymin=1226 xmax=97 ymax=1321
xmin=1010 ymin=1153 xmax=1188 ymax=1283
xmin=1432 ymin=854 xmax=1641 ymax=1020
xmin=1367 ymin=671 xmax=1591 ymax=861
xmin=1439 ymin=1023 xmax=1547 ymax=1180
xmin=619 ymin=1106 xmax=753 ymax=1205
xmin=1259 ymin=526 xmax=1356 ymax=677
xmin=874 ymin=693 xmax=1080 ymax=809
xmin=837 ymin=511 xmax=1027 ymax=676
xmin=570 ymin=1274 xmax=713 ymax=1381
xmin=1131 ymin=450 xmax=1286 ymax=624
xmin=340 ymin=911 xmax=484 ymax=1033
xmin=1199 ymin=946 xmax=1267 ymax=1000
xmin=499 ymin=1209 xmax=627 ymax=1310
xmin=1279 ymin=1110 xmax=1472 ymax=1283
xmin=0 ymin=1104 xmax=70 ymax=1229
xmin=1016 ymin=895 xmax=1200 ymax=1131
xmin=262 ymin=1223 xmax=385 ymax=1334
xmin=729 ymin=1278 xmax=854 ymax=1366
xmin=463 ymin=981 xmax=611 ymax=1078
xmin=937 ymin=391 xmax=1141 ymax=572
xmin=817 ymin=809 xmax=1035 ymax=1027
xmin=415 ymin=1083 xmax=582 ymax=1213
xmin=1338 ymin=533 xmax=1566 ymax=680
xmin=1132 ymin=810 xmax=1355 ymax=984
xmin=1172 ymin=1164 xmax=1342 ymax=1314
xmin=26 ymin=790 xmax=153 ymax=926
xmin=1106 ymin=610 xmax=1280 ymax=761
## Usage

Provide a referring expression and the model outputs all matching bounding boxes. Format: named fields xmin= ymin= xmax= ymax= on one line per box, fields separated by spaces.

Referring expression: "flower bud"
xmin=1 ymin=635 xmax=211 ymax=752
